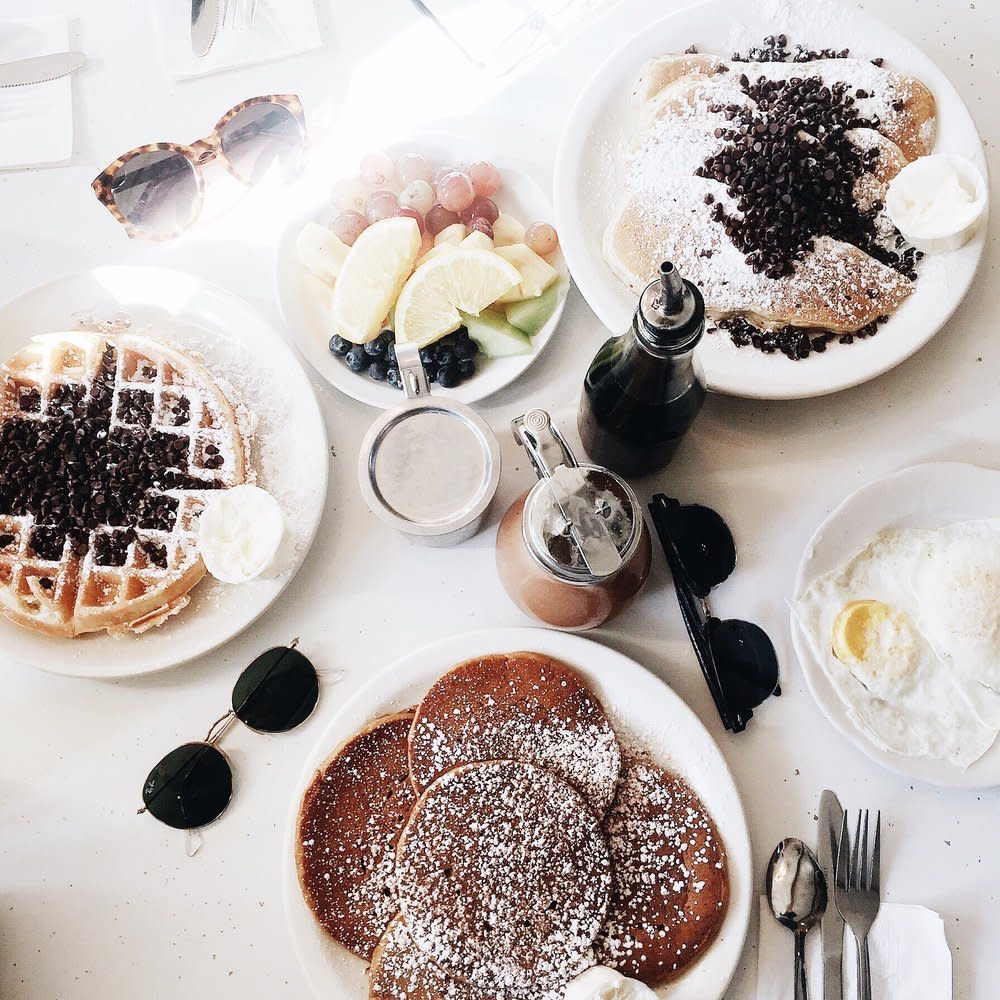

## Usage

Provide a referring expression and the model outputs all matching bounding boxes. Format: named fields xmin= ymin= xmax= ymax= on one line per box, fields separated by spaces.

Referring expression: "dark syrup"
xmin=579 ymin=334 xmax=706 ymax=478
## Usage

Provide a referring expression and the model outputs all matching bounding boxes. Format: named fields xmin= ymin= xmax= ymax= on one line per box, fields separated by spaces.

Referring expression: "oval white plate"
xmin=282 ymin=627 xmax=752 ymax=1000
xmin=276 ymin=135 xmax=567 ymax=409
xmin=791 ymin=462 xmax=1000 ymax=787
xmin=0 ymin=266 xmax=328 ymax=678
xmin=554 ymin=0 xmax=988 ymax=400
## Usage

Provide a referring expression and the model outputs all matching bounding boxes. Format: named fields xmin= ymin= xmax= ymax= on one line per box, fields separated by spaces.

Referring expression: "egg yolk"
xmin=832 ymin=599 xmax=918 ymax=680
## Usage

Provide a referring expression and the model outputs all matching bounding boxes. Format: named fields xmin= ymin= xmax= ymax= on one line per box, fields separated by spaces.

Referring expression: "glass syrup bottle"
xmin=578 ymin=261 xmax=707 ymax=478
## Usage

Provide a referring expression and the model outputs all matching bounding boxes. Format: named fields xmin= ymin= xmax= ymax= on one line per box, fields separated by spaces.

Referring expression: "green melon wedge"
xmin=505 ymin=281 xmax=563 ymax=337
xmin=461 ymin=309 xmax=532 ymax=358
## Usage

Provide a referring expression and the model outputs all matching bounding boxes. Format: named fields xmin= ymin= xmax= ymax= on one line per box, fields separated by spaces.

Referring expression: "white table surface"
xmin=1 ymin=1 xmax=998 ymax=997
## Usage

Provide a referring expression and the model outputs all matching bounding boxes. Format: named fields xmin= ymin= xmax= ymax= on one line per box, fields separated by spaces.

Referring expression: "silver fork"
xmin=835 ymin=809 xmax=881 ymax=1000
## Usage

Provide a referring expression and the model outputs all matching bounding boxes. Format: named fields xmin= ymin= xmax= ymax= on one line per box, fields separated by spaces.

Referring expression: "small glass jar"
xmin=496 ymin=409 xmax=651 ymax=631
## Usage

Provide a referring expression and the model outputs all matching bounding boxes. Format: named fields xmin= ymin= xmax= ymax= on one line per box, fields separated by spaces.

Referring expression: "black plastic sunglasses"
xmin=648 ymin=495 xmax=780 ymax=733
xmin=139 ymin=641 xmax=319 ymax=829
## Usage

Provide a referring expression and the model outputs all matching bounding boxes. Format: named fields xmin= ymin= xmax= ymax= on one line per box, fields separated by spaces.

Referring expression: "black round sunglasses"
xmin=648 ymin=494 xmax=780 ymax=733
xmin=138 ymin=641 xmax=319 ymax=829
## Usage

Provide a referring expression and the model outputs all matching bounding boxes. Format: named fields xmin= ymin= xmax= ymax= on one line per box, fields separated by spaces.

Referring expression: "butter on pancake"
xmin=296 ymin=711 xmax=416 ymax=960
xmin=408 ymin=652 xmax=622 ymax=816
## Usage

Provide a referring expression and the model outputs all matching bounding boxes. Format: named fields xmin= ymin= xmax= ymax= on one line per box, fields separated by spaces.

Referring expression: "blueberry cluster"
xmin=328 ymin=328 xmax=479 ymax=390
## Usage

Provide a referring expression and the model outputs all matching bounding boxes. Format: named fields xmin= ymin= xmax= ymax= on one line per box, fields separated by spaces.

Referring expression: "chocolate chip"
xmin=0 ymin=345 xmax=216 ymax=565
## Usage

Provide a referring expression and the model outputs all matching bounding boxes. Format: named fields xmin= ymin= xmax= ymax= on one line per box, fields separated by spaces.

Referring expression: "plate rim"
xmin=553 ymin=0 xmax=989 ymax=400
xmin=281 ymin=626 xmax=753 ymax=1000
xmin=275 ymin=149 xmax=569 ymax=411
xmin=0 ymin=264 xmax=329 ymax=678
xmin=790 ymin=460 xmax=1000 ymax=788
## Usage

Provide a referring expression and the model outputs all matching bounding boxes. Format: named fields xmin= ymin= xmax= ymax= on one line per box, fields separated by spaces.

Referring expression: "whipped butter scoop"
xmin=199 ymin=485 xmax=286 ymax=583
xmin=565 ymin=966 xmax=657 ymax=1000
xmin=886 ymin=154 xmax=986 ymax=253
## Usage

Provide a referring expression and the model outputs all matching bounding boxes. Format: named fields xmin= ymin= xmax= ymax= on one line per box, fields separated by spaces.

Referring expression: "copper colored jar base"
xmin=496 ymin=491 xmax=652 ymax=631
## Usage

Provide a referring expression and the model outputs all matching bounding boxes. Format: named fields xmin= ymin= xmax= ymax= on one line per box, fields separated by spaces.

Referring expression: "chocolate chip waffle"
xmin=605 ymin=39 xmax=936 ymax=346
xmin=0 ymin=332 xmax=248 ymax=638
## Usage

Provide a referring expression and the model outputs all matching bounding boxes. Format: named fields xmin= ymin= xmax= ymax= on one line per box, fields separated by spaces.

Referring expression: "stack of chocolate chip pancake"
xmin=604 ymin=41 xmax=937 ymax=343
xmin=296 ymin=652 xmax=729 ymax=997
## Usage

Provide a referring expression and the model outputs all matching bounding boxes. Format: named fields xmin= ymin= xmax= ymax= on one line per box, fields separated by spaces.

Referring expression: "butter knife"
xmin=191 ymin=0 xmax=220 ymax=58
xmin=818 ymin=789 xmax=845 ymax=999
xmin=0 ymin=51 xmax=85 ymax=88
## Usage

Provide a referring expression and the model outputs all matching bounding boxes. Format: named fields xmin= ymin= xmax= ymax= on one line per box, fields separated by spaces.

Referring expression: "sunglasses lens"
xmin=220 ymin=102 xmax=304 ymax=185
xmin=232 ymin=646 xmax=318 ymax=733
xmin=709 ymin=618 xmax=780 ymax=716
xmin=142 ymin=742 xmax=232 ymax=829
xmin=111 ymin=149 xmax=199 ymax=237
xmin=669 ymin=504 xmax=736 ymax=594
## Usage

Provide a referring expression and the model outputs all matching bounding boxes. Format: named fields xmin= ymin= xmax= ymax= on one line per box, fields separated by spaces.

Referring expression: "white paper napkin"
xmin=757 ymin=897 xmax=953 ymax=999
xmin=150 ymin=0 xmax=321 ymax=81
xmin=0 ymin=17 xmax=74 ymax=169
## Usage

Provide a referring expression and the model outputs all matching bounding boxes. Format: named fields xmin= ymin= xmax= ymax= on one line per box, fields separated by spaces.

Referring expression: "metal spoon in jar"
xmin=765 ymin=838 xmax=828 ymax=1000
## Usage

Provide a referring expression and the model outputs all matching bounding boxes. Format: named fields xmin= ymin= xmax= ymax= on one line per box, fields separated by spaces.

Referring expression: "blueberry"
xmin=364 ymin=338 xmax=386 ymax=359
xmin=424 ymin=364 xmax=439 ymax=383
xmin=454 ymin=325 xmax=470 ymax=341
xmin=454 ymin=339 xmax=476 ymax=360
xmin=329 ymin=334 xmax=351 ymax=357
xmin=386 ymin=342 xmax=397 ymax=365
xmin=386 ymin=366 xmax=401 ymax=388
xmin=435 ymin=345 xmax=455 ymax=366
xmin=345 ymin=346 xmax=369 ymax=372
xmin=419 ymin=347 xmax=436 ymax=366
xmin=368 ymin=361 xmax=388 ymax=381
xmin=457 ymin=358 xmax=476 ymax=380
xmin=437 ymin=364 xmax=459 ymax=388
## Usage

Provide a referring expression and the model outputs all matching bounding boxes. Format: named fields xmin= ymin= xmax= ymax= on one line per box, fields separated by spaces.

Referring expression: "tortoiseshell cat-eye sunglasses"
xmin=92 ymin=95 xmax=306 ymax=240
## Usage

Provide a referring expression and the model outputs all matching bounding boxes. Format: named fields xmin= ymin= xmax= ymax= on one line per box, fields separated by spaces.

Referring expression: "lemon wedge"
xmin=332 ymin=217 xmax=421 ymax=344
xmin=395 ymin=249 xmax=520 ymax=348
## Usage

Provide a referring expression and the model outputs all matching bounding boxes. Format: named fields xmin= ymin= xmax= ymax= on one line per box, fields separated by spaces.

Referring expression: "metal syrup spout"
xmin=637 ymin=260 xmax=705 ymax=353
xmin=658 ymin=260 xmax=686 ymax=313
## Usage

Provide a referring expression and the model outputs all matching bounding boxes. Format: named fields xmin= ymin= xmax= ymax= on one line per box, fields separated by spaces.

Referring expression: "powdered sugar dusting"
xmin=396 ymin=760 xmax=611 ymax=992
xmin=595 ymin=757 xmax=728 ymax=987
xmin=409 ymin=653 xmax=623 ymax=817
xmin=297 ymin=713 xmax=416 ymax=960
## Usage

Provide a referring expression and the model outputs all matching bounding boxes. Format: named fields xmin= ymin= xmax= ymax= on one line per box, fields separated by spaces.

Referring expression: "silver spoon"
xmin=765 ymin=838 xmax=828 ymax=1000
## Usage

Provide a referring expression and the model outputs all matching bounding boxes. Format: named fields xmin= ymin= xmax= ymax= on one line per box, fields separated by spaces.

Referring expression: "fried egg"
xmin=794 ymin=526 xmax=998 ymax=768
xmin=910 ymin=520 xmax=1000 ymax=726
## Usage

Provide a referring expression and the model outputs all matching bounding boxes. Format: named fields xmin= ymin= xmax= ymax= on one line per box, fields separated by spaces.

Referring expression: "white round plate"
xmin=554 ymin=0 xmax=988 ymax=400
xmin=0 ymin=266 xmax=328 ymax=678
xmin=277 ymin=134 xmax=568 ymax=409
xmin=283 ymin=627 xmax=752 ymax=1000
xmin=791 ymin=462 xmax=1000 ymax=787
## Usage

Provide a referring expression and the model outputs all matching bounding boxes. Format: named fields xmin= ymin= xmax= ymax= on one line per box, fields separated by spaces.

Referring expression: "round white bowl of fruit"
xmin=277 ymin=148 xmax=568 ymax=408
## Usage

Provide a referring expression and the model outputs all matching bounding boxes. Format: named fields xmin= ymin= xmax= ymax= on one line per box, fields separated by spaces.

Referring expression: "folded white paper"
xmin=0 ymin=17 xmax=74 ymax=170
xmin=149 ymin=0 xmax=321 ymax=81
xmin=757 ymin=897 xmax=952 ymax=999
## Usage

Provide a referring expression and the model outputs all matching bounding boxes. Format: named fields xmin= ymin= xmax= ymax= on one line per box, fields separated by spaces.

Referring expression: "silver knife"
xmin=0 ymin=52 xmax=85 ymax=89
xmin=191 ymin=0 xmax=220 ymax=58
xmin=818 ymin=789 xmax=845 ymax=999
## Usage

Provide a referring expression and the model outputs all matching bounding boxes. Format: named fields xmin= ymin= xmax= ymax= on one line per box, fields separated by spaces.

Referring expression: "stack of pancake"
xmin=296 ymin=651 xmax=728 ymax=997
xmin=604 ymin=49 xmax=938 ymax=335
